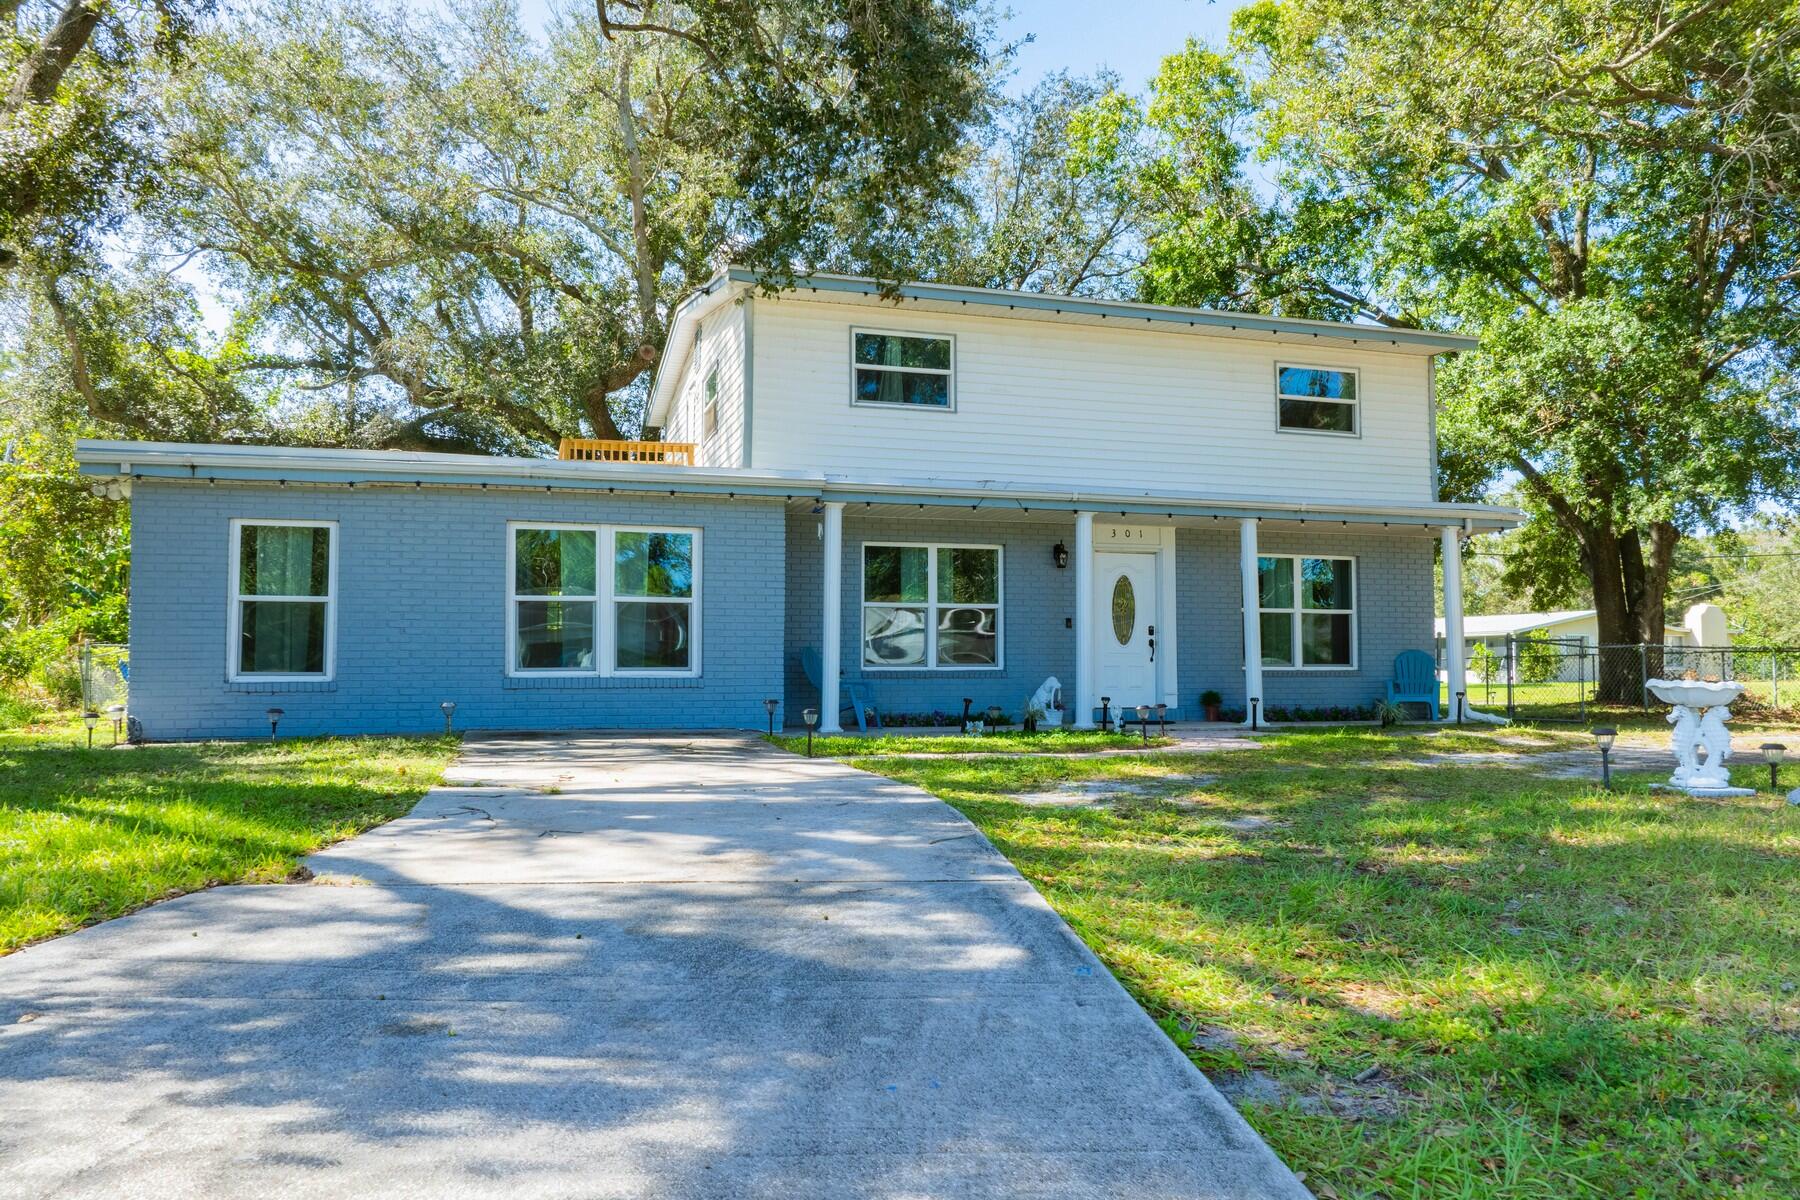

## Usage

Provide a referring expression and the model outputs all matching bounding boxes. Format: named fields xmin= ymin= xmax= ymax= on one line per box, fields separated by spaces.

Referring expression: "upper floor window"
xmin=852 ymin=329 xmax=953 ymax=409
xmin=703 ymin=367 xmax=719 ymax=438
xmin=229 ymin=519 xmax=336 ymax=681
xmin=1258 ymin=554 xmax=1355 ymax=669
xmin=1276 ymin=365 xmax=1358 ymax=435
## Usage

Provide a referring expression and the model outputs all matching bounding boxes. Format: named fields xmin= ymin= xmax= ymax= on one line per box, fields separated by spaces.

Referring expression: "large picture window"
xmin=1258 ymin=555 xmax=1355 ymax=668
xmin=229 ymin=520 xmax=336 ymax=680
xmin=862 ymin=544 xmax=1000 ymax=669
xmin=852 ymin=329 xmax=954 ymax=409
xmin=1276 ymin=365 xmax=1359 ymax=435
xmin=508 ymin=524 xmax=699 ymax=676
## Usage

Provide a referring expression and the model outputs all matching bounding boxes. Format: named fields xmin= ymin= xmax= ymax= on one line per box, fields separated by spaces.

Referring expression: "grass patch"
xmin=848 ymin=727 xmax=1800 ymax=1199
xmin=0 ymin=707 xmax=456 ymax=953
xmin=765 ymin=727 xmax=1168 ymax=756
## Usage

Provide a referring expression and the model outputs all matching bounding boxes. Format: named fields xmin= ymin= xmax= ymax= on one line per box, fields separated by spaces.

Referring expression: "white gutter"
xmin=76 ymin=439 xmax=1523 ymax=528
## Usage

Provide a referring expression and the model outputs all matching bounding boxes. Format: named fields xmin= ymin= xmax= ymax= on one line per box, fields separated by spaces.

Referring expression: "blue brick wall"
xmin=783 ymin=510 xmax=1075 ymax=726
xmin=128 ymin=479 xmax=1436 ymax=738
xmin=1173 ymin=525 xmax=1438 ymax=713
xmin=128 ymin=481 xmax=785 ymax=738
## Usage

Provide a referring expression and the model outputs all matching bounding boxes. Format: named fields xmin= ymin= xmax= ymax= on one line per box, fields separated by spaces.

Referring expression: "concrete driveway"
xmin=0 ymin=733 xmax=1309 ymax=1199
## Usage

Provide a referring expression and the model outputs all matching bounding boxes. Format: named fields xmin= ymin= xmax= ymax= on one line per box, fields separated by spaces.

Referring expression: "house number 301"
xmin=1108 ymin=528 xmax=1140 ymax=539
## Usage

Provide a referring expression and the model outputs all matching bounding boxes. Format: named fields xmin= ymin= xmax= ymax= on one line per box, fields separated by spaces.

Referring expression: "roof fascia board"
xmin=77 ymin=440 xmax=1520 ymax=528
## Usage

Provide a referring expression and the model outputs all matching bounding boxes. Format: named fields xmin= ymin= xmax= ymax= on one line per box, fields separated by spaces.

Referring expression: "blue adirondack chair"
xmin=1386 ymin=650 xmax=1441 ymax=720
xmin=799 ymin=647 xmax=881 ymax=732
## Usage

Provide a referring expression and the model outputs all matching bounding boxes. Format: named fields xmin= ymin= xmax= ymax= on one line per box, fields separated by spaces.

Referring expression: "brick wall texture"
xmin=128 ymin=480 xmax=1438 ymax=737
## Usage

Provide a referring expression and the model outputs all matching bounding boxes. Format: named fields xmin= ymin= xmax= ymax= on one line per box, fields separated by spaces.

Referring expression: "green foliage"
xmin=0 ymin=434 xmax=128 ymax=703
xmin=1468 ymin=642 xmax=1501 ymax=686
xmin=1515 ymin=636 xmax=1562 ymax=685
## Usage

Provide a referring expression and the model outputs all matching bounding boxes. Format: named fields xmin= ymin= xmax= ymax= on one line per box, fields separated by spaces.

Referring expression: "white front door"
xmin=1094 ymin=550 xmax=1160 ymax=715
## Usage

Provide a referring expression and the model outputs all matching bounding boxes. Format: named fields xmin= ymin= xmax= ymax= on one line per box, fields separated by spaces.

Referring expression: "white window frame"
xmin=850 ymin=327 xmax=956 ymax=412
xmin=702 ymin=367 xmax=719 ymax=440
xmin=226 ymin=518 xmax=338 ymax=683
xmin=505 ymin=522 xmax=702 ymax=679
xmin=859 ymin=541 xmax=1003 ymax=672
xmin=1257 ymin=553 xmax=1358 ymax=671
xmin=1274 ymin=363 xmax=1360 ymax=438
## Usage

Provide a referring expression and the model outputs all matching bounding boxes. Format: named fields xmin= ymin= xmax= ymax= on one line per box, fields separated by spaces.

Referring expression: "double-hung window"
xmin=1258 ymin=555 xmax=1355 ymax=668
xmin=229 ymin=520 xmax=336 ymax=680
xmin=702 ymin=368 xmax=719 ymax=439
xmin=509 ymin=524 xmax=698 ymax=676
xmin=1276 ymin=365 xmax=1358 ymax=435
xmin=852 ymin=329 xmax=953 ymax=409
xmin=862 ymin=544 xmax=1000 ymax=668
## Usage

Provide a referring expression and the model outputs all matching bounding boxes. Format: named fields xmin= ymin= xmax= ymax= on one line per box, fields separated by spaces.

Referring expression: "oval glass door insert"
xmin=1111 ymin=575 xmax=1135 ymax=645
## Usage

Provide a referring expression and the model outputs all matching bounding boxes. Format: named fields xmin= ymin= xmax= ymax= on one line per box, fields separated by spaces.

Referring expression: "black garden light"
xmin=802 ymin=707 xmax=819 ymax=756
xmin=1136 ymin=704 xmax=1151 ymax=746
xmin=440 ymin=701 xmax=457 ymax=734
xmin=1591 ymin=726 xmax=1617 ymax=790
xmin=82 ymin=710 xmax=99 ymax=750
xmin=764 ymin=698 xmax=779 ymax=737
xmin=105 ymin=703 xmax=125 ymax=746
xmin=1052 ymin=541 xmax=1069 ymax=569
xmin=266 ymin=707 xmax=284 ymax=740
xmin=1100 ymin=696 xmax=1112 ymax=732
xmin=1760 ymin=742 xmax=1786 ymax=792
xmin=1155 ymin=702 xmax=1168 ymax=736
xmin=1249 ymin=697 xmax=1260 ymax=731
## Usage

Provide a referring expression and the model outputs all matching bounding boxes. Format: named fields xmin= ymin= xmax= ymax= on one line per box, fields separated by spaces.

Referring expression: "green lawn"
xmin=766 ymin=727 xmax=1168 ymax=756
xmin=843 ymin=727 xmax=1799 ymax=1199
xmin=0 ymin=700 xmax=456 ymax=953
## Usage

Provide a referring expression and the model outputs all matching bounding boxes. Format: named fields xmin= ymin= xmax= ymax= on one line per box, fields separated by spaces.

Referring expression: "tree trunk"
xmin=1587 ymin=520 xmax=1681 ymax=703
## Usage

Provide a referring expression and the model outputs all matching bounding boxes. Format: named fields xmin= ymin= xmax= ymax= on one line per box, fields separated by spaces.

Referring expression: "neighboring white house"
xmin=1435 ymin=605 xmax=1723 ymax=683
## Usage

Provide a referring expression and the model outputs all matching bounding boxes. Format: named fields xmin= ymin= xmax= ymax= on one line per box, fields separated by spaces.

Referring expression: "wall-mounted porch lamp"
xmin=440 ymin=701 xmax=457 ymax=734
xmin=266 ymin=707 xmax=284 ymax=740
xmin=1590 ymin=726 xmax=1616 ymax=790
xmin=1760 ymin=742 xmax=1786 ymax=792
xmin=1052 ymin=542 xmax=1069 ymax=569
xmin=802 ymin=707 xmax=819 ymax=756
xmin=764 ymin=698 xmax=780 ymax=737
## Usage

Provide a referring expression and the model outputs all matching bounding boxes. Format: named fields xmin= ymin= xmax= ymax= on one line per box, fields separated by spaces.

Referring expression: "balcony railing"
xmin=557 ymin=438 xmax=696 ymax=466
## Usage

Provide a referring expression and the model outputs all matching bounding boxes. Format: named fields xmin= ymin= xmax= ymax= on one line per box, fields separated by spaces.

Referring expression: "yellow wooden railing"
xmin=557 ymin=438 xmax=696 ymax=465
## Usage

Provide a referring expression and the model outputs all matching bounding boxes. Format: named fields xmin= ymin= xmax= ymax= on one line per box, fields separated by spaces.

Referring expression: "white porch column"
xmin=1440 ymin=524 xmax=1466 ymax=722
xmin=1238 ymin=518 xmax=1264 ymax=727
xmin=819 ymin=501 xmax=846 ymax=733
xmin=1072 ymin=511 xmax=1096 ymax=728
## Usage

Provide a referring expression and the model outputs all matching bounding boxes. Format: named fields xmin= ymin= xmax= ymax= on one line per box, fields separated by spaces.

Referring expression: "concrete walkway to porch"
xmin=0 ymin=732 xmax=1310 ymax=1199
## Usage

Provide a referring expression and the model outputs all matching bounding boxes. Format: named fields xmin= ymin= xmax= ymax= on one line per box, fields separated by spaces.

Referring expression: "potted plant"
xmin=1200 ymin=689 xmax=1223 ymax=722
xmin=1023 ymin=702 xmax=1046 ymax=733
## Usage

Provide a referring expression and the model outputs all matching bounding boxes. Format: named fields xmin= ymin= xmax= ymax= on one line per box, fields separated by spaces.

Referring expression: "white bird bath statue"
xmin=1645 ymin=678 xmax=1754 ymax=797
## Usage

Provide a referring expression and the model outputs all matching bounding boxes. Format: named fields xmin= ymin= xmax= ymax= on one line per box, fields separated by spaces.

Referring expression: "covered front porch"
xmin=782 ymin=486 xmax=1515 ymax=733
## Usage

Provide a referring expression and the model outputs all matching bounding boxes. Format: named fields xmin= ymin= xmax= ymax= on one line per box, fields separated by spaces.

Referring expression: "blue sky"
xmin=996 ymin=0 xmax=1250 ymax=94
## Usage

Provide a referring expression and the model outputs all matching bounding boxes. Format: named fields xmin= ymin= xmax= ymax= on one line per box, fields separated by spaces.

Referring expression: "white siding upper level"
xmin=649 ymin=273 xmax=1468 ymax=507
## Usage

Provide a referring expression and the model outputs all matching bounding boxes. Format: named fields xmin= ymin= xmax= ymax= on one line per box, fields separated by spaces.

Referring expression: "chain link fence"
xmin=1449 ymin=638 xmax=1800 ymax=723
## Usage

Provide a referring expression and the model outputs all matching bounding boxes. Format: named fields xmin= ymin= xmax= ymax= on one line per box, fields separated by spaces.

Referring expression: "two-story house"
xmin=75 ymin=268 xmax=1519 ymax=739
